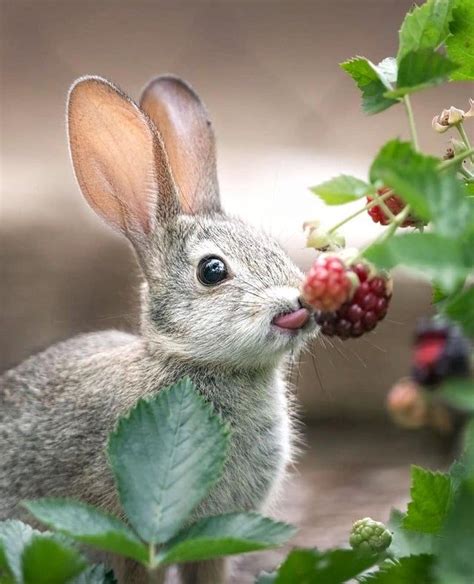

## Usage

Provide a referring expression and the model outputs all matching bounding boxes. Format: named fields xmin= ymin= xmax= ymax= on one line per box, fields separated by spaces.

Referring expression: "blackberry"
xmin=315 ymin=262 xmax=392 ymax=339
xmin=412 ymin=318 xmax=471 ymax=387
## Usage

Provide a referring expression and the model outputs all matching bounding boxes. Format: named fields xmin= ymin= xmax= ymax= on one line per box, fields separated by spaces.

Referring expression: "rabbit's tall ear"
xmin=67 ymin=76 xmax=179 ymax=241
xmin=140 ymin=76 xmax=221 ymax=215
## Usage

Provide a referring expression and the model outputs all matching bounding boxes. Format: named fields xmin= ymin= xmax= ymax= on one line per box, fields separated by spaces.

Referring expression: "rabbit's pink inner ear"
xmin=67 ymin=77 xmax=177 ymax=237
xmin=140 ymin=76 xmax=221 ymax=215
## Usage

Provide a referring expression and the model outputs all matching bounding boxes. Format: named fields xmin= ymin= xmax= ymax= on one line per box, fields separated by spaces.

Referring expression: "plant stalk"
xmin=328 ymin=190 xmax=393 ymax=234
xmin=403 ymin=95 xmax=419 ymax=151
xmin=438 ymin=148 xmax=474 ymax=170
xmin=456 ymin=122 xmax=473 ymax=161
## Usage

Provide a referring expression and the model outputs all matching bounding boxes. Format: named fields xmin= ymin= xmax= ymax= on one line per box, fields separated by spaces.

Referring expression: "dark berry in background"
xmin=412 ymin=318 xmax=471 ymax=387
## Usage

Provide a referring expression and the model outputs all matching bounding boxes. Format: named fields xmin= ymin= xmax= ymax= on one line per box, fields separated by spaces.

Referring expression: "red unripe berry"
xmin=367 ymin=187 xmax=422 ymax=228
xmin=302 ymin=255 xmax=354 ymax=312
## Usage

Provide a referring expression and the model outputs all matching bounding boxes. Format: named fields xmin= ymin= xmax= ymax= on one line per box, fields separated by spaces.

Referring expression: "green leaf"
xmin=387 ymin=50 xmax=458 ymax=97
xmin=387 ymin=509 xmax=434 ymax=559
xmin=432 ymin=283 xmax=449 ymax=304
xmin=449 ymin=458 xmax=469 ymax=491
xmin=403 ymin=466 xmax=453 ymax=534
xmin=464 ymin=419 xmax=474 ymax=480
xmin=397 ymin=0 xmax=454 ymax=62
xmin=359 ymin=554 xmax=435 ymax=583
xmin=72 ymin=564 xmax=117 ymax=584
xmin=439 ymin=379 xmax=474 ymax=412
xmin=370 ymin=139 xmax=472 ymax=237
xmin=157 ymin=513 xmax=295 ymax=566
xmin=274 ymin=548 xmax=378 ymax=584
xmin=21 ymin=535 xmax=86 ymax=584
xmin=25 ymin=499 xmax=148 ymax=564
xmin=108 ymin=378 xmax=230 ymax=544
xmin=364 ymin=233 xmax=470 ymax=294
xmin=436 ymin=482 xmax=474 ymax=583
xmin=466 ymin=183 xmax=474 ymax=195
xmin=374 ymin=57 xmax=398 ymax=86
xmin=310 ymin=175 xmax=373 ymax=205
xmin=0 ymin=520 xmax=35 ymax=583
xmin=340 ymin=57 xmax=399 ymax=114
xmin=444 ymin=286 xmax=474 ymax=335
xmin=446 ymin=0 xmax=474 ymax=80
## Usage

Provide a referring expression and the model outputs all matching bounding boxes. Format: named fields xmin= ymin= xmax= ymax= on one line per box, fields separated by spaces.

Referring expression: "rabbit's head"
xmin=67 ymin=76 xmax=317 ymax=369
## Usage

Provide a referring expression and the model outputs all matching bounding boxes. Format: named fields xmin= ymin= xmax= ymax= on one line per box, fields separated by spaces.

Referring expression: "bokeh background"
xmin=1 ymin=1 xmax=469 ymax=581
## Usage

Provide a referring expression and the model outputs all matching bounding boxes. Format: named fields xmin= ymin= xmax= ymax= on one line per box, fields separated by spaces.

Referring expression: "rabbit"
xmin=0 ymin=75 xmax=317 ymax=583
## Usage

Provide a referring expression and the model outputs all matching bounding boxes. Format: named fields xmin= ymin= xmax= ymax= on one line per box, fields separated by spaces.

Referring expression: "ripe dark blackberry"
xmin=315 ymin=262 xmax=392 ymax=339
xmin=367 ymin=187 xmax=423 ymax=227
xmin=412 ymin=318 xmax=471 ymax=387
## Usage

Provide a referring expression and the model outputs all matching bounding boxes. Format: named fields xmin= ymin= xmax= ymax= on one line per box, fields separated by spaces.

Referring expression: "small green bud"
xmin=303 ymin=220 xmax=345 ymax=251
xmin=349 ymin=517 xmax=392 ymax=553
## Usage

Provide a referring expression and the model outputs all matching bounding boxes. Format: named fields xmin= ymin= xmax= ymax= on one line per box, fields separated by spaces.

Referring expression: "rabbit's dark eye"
xmin=197 ymin=256 xmax=228 ymax=286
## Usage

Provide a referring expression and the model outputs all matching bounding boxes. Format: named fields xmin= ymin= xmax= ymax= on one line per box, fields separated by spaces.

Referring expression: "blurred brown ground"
xmin=0 ymin=1 xmax=466 ymax=578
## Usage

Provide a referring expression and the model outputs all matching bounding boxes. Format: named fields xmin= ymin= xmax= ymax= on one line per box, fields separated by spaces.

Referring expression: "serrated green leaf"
xmin=25 ymin=499 xmax=148 ymax=564
xmin=403 ymin=466 xmax=453 ymax=534
xmin=273 ymin=548 xmax=378 ymax=584
xmin=310 ymin=175 xmax=373 ymax=205
xmin=157 ymin=513 xmax=295 ymax=566
xmin=21 ymin=535 xmax=86 ymax=584
xmin=436 ymin=481 xmax=474 ymax=583
xmin=387 ymin=50 xmax=458 ymax=97
xmin=370 ymin=139 xmax=472 ymax=237
xmin=0 ymin=520 xmax=35 ymax=583
xmin=387 ymin=509 xmax=435 ymax=559
xmin=108 ymin=378 xmax=230 ymax=544
xmin=444 ymin=286 xmax=474 ymax=335
xmin=364 ymin=233 xmax=470 ymax=293
xmin=446 ymin=0 xmax=474 ymax=80
xmin=397 ymin=0 xmax=454 ymax=62
xmin=340 ymin=57 xmax=399 ymax=114
xmin=439 ymin=379 xmax=474 ymax=412
xmin=359 ymin=554 xmax=435 ymax=583
xmin=72 ymin=564 xmax=117 ymax=584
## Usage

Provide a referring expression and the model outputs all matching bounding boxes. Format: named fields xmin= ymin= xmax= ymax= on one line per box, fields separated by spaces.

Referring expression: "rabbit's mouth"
xmin=272 ymin=307 xmax=311 ymax=333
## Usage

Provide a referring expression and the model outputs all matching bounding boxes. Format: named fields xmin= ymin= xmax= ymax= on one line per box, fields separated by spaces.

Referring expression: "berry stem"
xmin=455 ymin=122 xmax=473 ymax=161
xmin=459 ymin=166 xmax=474 ymax=180
xmin=327 ymin=190 xmax=393 ymax=234
xmin=380 ymin=204 xmax=411 ymax=242
xmin=403 ymin=95 xmax=419 ymax=151
xmin=357 ymin=203 xmax=412 ymax=263
xmin=438 ymin=147 xmax=474 ymax=170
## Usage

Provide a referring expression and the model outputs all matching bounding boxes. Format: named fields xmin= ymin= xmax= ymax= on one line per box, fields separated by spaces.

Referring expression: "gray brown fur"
xmin=0 ymin=75 xmax=316 ymax=583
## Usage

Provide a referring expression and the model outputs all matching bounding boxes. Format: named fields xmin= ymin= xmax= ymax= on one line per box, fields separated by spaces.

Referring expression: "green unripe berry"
xmin=349 ymin=517 xmax=392 ymax=553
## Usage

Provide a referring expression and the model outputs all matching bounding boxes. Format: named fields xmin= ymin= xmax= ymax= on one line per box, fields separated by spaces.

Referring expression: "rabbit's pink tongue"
xmin=273 ymin=308 xmax=310 ymax=330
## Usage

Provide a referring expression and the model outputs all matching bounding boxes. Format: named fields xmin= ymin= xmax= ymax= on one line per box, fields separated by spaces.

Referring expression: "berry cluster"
xmin=304 ymin=260 xmax=392 ymax=339
xmin=367 ymin=187 xmax=422 ymax=227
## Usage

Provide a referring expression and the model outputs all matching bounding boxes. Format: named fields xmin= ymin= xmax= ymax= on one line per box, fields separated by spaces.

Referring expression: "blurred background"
xmin=1 ymin=1 xmax=470 ymax=581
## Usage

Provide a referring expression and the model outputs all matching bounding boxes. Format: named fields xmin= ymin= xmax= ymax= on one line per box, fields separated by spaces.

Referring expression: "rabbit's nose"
xmin=273 ymin=307 xmax=310 ymax=330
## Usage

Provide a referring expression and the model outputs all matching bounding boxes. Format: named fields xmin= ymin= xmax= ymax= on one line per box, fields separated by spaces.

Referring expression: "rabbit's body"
xmin=1 ymin=330 xmax=291 ymax=522
xmin=0 ymin=76 xmax=316 ymax=583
